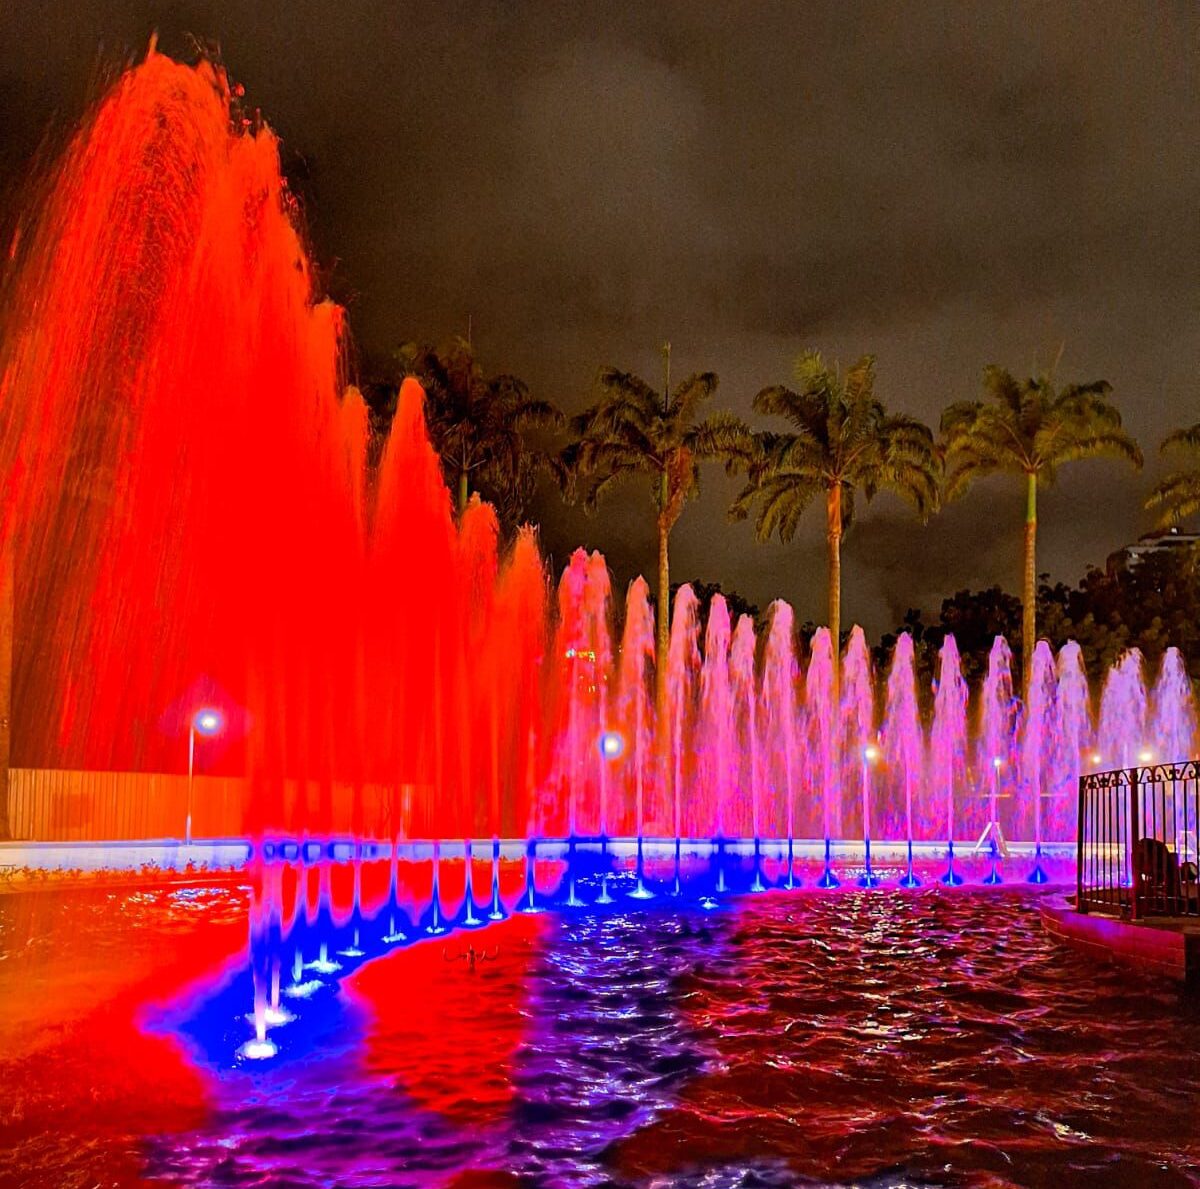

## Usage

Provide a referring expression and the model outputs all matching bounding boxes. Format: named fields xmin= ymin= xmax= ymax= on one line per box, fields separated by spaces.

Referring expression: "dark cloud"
xmin=2 ymin=1 xmax=1198 ymax=633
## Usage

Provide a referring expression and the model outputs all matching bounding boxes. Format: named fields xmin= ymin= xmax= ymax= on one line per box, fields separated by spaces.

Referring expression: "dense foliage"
xmin=880 ymin=548 xmax=1200 ymax=688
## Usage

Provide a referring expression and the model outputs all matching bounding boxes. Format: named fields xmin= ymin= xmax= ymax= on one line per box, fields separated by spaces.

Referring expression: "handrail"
xmin=1078 ymin=761 xmax=1199 ymax=920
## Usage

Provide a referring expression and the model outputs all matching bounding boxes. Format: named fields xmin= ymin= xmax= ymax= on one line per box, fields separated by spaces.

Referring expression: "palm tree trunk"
xmin=827 ymin=483 xmax=842 ymax=705
xmin=457 ymin=469 xmax=469 ymax=518
xmin=1022 ymin=471 xmax=1037 ymax=696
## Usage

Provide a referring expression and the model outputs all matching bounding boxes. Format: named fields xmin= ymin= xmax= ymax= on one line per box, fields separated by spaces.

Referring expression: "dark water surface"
xmin=2 ymin=884 xmax=1198 ymax=1188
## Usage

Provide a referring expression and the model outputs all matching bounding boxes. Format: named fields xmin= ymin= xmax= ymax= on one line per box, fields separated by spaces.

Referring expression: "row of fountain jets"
xmin=533 ymin=551 xmax=1194 ymax=873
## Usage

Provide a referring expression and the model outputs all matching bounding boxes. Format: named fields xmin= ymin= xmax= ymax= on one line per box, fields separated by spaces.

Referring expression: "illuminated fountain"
xmin=0 ymin=47 xmax=547 ymax=844
xmin=1 ymin=46 xmax=1197 ymax=949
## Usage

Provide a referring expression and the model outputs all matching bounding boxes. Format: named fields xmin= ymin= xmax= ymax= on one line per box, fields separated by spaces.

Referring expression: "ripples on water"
xmin=3 ymin=885 xmax=1199 ymax=1188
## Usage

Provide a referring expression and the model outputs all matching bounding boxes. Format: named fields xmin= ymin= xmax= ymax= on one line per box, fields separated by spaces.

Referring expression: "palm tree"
xmin=396 ymin=336 xmax=562 ymax=523
xmin=731 ymin=351 xmax=939 ymax=699
xmin=1146 ymin=424 xmax=1200 ymax=526
xmin=562 ymin=343 xmax=753 ymax=707
xmin=942 ymin=365 xmax=1142 ymax=691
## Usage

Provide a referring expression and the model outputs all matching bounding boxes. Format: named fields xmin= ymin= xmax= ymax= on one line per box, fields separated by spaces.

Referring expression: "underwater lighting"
xmin=600 ymin=731 xmax=624 ymax=759
xmin=246 ymin=1005 xmax=294 ymax=1028
xmin=238 ymin=1038 xmax=278 ymax=1060
xmin=283 ymin=979 xmax=323 ymax=999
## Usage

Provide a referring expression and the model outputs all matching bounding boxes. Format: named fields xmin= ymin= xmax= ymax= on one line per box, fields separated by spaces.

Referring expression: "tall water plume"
xmin=1150 ymin=647 xmax=1197 ymax=767
xmin=839 ymin=627 xmax=875 ymax=851
xmin=729 ymin=614 xmax=761 ymax=841
xmin=930 ymin=636 xmax=968 ymax=880
xmin=881 ymin=633 xmax=923 ymax=879
xmin=1020 ymin=641 xmax=1058 ymax=876
xmin=1053 ymin=641 xmax=1092 ymax=839
xmin=697 ymin=596 xmax=733 ymax=840
xmin=614 ymin=577 xmax=656 ymax=838
xmin=1097 ymin=650 xmax=1148 ymax=772
xmin=0 ymin=49 xmax=550 ymax=841
xmin=664 ymin=584 xmax=701 ymax=847
xmin=977 ymin=637 xmax=1017 ymax=850
xmin=760 ymin=601 xmax=801 ymax=855
xmin=804 ymin=629 xmax=837 ymax=844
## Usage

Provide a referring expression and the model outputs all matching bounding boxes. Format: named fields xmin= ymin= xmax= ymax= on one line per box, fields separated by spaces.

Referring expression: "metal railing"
xmin=1078 ymin=761 xmax=1200 ymax=919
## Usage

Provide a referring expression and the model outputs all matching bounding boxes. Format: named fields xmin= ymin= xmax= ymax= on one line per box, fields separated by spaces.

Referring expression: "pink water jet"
xmin=930 ymin=636 xmax=968 ymax=883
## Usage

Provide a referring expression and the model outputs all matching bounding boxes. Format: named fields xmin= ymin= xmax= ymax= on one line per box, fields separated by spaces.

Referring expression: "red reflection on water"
xmin=342 ymin=913 xmax=547 ymax=1124
xmin=0 ymin=884 xmax=248 ymax=1188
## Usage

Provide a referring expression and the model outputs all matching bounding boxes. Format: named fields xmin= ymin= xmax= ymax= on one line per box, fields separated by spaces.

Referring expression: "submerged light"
xmin=238 ymin=1038 xmax=278 ymax=1060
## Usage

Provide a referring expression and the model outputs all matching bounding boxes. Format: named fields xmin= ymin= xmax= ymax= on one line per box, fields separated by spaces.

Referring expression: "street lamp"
xmin=599 ymin=730 xmax=624 ymax=760
xmin=186 ymin=707 xmax=223 ymax=846
xmin=859 ymin=742 xmax=880 ymax=887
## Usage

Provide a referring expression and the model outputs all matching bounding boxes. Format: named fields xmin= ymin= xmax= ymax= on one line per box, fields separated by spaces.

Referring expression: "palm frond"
xmin=1146 ymin=470 xmax=1200 ymax=526
xmin=668 ymin=371 xmax=719 ymax=426
xmin=981 ymin=365 xmax=1024 ymax=415
xmin=842 ymin=355 xmax=876 ymax=406
xmin=1161 ymin=423 xmax=1200 ymax=454
xmin=582 ymin=460 xmax=645 ymax=513
xmin=753 ymin=383 xmax=832 ymax=442
xmin=1048 ymin=430 xmax=1143 ymax=470
xmin=688 ymin=410 xmax=760 ymax=474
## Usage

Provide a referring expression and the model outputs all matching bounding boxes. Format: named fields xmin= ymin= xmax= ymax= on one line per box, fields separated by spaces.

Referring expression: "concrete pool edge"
xmin=1041 ymin=895 xmax=1200 ymax=981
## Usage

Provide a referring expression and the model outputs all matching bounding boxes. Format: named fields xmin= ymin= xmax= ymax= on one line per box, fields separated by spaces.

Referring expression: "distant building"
xmin=1107 ymin=526 xmax=1200 ymax=573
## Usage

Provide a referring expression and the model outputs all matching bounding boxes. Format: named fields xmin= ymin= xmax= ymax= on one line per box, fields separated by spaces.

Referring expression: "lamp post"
xmin=859 ymin=744 xmax=880 ymax=887
xmin=186 ymin=708 xmax=223 ymax=846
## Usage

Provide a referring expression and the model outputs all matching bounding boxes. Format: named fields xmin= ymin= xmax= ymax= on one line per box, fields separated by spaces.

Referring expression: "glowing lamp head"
xmin=193 ymin=708 xmax=223 ymax=736
xmin=863 ymin=744 xmax=879 ymax=763
xmin=599 ymin=731 xmax=624 ymax=760
xmin=1091 ymin=753 xmax=1103 ymax=766
xmin=992 ymin=756 xmax=1003 ymax=770
xmin=1138 ymin=748 xmax=1154 ymax=764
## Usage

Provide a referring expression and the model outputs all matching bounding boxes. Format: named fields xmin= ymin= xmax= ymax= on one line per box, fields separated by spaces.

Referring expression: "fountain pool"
xmin=2 ymin=874 xmax=1198 ymax=1188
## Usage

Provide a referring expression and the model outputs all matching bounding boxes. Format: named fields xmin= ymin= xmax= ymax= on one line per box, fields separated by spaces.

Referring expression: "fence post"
xmin=1129 ymin=767 xmax=1141 ymax=921
xmin=1076 ymin=774 xmax=1087 ymax=913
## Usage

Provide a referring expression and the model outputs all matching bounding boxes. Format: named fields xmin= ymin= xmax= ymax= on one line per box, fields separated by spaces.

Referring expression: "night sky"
xmin=2 ymin=2 xmax=1197 ymax=634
